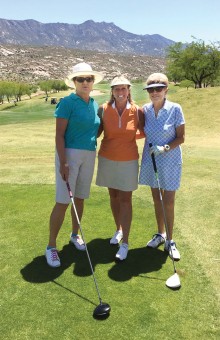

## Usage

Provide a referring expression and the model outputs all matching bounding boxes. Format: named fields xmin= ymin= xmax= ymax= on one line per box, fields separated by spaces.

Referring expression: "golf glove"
xmin=150 ymin=145 xmax=165 ymax=156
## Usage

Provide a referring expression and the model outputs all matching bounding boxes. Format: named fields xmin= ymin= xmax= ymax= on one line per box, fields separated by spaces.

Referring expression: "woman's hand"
xmin=60 ymin=163 xmax=69 ymax=181
xmin=150 ymin=145 xmax=165 ymax=156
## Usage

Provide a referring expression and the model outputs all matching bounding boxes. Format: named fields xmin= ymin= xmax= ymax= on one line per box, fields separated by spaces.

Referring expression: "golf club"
xmin=149 ymin=143 xmax=181 ymax=289
xmin=66 ymin=181 xmax=111 ymax=319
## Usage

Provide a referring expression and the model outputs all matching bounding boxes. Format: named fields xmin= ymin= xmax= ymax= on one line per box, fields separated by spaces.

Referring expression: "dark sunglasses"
xmin=147 ymin=86 xmax=166 ymax=93
xmin=75 ymin=76 xmax=94 ymax=83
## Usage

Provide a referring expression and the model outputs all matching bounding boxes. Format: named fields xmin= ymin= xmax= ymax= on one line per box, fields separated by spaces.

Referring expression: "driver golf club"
xmin=149 ymin=143 xmax=181 ymax=289
xmin=66 ymin=181 xmax=111 ymax=318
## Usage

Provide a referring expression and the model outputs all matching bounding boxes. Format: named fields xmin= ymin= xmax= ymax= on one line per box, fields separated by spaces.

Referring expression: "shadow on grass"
xmin=20 ymin=243 xmax=74 ymax=284
xmin=108 ymin=247 xmax=168 ymax=282
xmin=20 ymin=238 xmax=115 ymax=284
xmin=20 ymin=238 xmax=168 ymax=284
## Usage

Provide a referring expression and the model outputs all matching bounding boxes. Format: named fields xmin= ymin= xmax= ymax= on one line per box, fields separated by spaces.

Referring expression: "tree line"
xmin=0 ymin=79 xmax=68 ymax=104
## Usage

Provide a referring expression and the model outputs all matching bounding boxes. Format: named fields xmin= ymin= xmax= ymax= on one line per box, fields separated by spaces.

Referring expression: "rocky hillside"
xmin=0 ymin=44 xmax=166 ymax=84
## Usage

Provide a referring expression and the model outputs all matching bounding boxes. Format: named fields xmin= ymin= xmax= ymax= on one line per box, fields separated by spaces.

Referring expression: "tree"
xmin=14 ymin=83 xmax=31 ymax=101
xmin=166 ymin=40 xmax=220 ymax=88
xmin=39 ymin=80 xmax=53 ymax=95
xmin=0 ymin=81 xmax=17 ymax=102
xmin=166 ymin=43 xmax=186 ymax=84
xmin=179 ymin=80 xmax=194 ymax=90
xmin=0 ymin=81 xmax=40 ymax=103
xmin=51 ymin=80 xmax=68 ymax=92
xmin=26 ymin=85 xmax=38 ymax=99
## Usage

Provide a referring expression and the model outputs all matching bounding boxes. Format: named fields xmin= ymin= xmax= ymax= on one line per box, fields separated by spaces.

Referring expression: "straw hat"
xmin=65 ymin=62 xmax=104 ymax=88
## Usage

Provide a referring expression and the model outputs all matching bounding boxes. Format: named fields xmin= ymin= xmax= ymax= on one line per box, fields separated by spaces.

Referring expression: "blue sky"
xmin=0 ymin=0 xmax=219 ymax=44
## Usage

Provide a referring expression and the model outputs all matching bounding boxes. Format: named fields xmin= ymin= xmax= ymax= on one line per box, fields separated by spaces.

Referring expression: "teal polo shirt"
xmin=54 ymin=93 xmax=100 ymax=151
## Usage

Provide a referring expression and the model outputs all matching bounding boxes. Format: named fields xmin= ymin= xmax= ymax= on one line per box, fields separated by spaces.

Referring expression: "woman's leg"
xmin=163 ymin=190 xmax=176 ymax=240
xmin=48 ymin=202 xmax=69 ymax=248
xmin=151 ymin=187 xmax=165 ymax=234
xmin=108 ymin=188 xmax=121 ymax=232
xmin=151 ymin=187 xmax=176 ymax=239
xmin=108 ymin=188 xmax=132 ymax=244
xmin=71 ymin=197 xmax=84 ymax=234
xmin=118 ymin=190 xmax=132 ymax=244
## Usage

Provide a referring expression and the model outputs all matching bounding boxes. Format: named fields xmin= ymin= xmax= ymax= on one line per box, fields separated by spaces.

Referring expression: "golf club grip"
xmin=66 ymin=181 xmax=73 ymax=198
xmin=149 ymin=143 xmax=157 ymax=173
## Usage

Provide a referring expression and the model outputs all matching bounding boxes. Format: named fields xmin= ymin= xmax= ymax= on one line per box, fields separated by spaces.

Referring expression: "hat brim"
xmin=110 ymin=80 xmax=131 ymax=87
xmin=111 ymin=82 xmax=131 ymax=87
xmin=65 ymin=71 xmax=104 ymax=88
xmin=143 ymin=83 xmax=167 ymax=90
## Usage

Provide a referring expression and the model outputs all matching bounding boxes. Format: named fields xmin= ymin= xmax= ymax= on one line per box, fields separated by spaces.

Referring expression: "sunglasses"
xmin=75 ymin=76 xmax=94 ymax=83
xmin=147 ymin=86 xmax=166 ymax=93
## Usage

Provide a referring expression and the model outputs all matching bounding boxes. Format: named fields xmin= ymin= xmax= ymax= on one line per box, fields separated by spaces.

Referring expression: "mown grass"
xmin=0 ymin=84 xmax=219 ymax=339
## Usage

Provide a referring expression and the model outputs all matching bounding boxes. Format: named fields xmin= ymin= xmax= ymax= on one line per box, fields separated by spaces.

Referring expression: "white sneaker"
xmin=147 ymin=233 xmax=166 ymax=248
xmin=45 ymin=248 xmax=61 ymax=268
xmin=164 ymin=240 xmax=180 ymax=261
xmin=70 ymin=234 xmax=86 ymax=251
xmin=110 ymin=230 xmax=123 ymax=245
xmin=115 ymin=243 xmax=128 ymax=261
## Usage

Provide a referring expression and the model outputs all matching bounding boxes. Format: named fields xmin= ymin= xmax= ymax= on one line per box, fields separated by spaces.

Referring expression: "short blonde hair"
xmin=146 ymin=73 xmax=169 ymax=86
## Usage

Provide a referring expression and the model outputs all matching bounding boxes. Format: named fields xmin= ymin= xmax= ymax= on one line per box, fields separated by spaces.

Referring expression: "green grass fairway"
xmin=0 ymin=84 xmax=219 ymax=339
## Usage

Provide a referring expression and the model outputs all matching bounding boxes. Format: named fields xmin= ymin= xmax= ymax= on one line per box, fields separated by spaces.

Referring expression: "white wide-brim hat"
xmin=65 ymin=62 xmax=104 ymax=88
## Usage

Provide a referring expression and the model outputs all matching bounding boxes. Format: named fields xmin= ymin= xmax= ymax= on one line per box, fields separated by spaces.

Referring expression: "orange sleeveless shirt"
xmin=98 ymin=102 xmax=139 ymax=161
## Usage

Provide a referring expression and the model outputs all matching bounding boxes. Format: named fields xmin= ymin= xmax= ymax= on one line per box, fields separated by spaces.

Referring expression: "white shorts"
xmin=55 ymin=148 xmax=96 ymax=203
xmin=96 ymin=156 xmax=139 ymax=192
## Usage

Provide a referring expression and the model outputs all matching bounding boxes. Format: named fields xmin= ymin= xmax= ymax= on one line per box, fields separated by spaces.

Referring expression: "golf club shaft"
xmin=66 ymin=181 xmax=102 ymax=304
xmin=149 ymin=144 xmax=177 ymax=273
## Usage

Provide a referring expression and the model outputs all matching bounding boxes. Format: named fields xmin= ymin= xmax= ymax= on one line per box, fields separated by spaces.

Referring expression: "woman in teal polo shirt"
xmin=45 ymin=62 xmax=104 ymax=268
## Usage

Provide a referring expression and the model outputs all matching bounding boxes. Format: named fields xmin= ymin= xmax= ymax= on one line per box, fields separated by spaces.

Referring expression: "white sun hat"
xmin=110 ymin=75 xmax=131 ymax=87
xmin=65 ymin=62 xmax=104 ymax=88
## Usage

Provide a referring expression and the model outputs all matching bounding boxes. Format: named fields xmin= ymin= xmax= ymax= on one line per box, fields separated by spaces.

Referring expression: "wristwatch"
xmin=164 ymin=144 xmax=170 ymax=152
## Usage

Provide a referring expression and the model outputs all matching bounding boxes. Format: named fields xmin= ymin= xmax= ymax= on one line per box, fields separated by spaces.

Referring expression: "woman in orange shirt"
xmin=96 ymin=76 xmax=145 ymax=261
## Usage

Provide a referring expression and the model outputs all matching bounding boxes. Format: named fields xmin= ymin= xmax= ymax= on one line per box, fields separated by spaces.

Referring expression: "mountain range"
xmin=0 ymin=19 xmax=170 ymax=84
xmin=0 ymin=18 xmax=175 ymax=57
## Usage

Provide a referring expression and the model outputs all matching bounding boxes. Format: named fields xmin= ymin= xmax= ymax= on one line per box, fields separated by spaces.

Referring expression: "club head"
xmin=166 ymin=273 xmax=181 ymax=290
xmin=93 ymin=302 xmax=111 ymax=320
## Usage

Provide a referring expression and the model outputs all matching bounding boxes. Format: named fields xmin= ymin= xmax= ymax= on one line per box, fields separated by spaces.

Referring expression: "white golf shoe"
xmin=147 ymin=233 xmax=166 ymax=248
xmin=164 ymin=240 xmax=180 ymax=261
xmin=115 ymin=243 xmax=128 ymax=261
xmin=110 ymin=230 xmax=123 ymax=245
xmin=45 ymin=248 xmax=61 ymax=268
xmin=70 ymin=234 xmax=86 ymax=251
